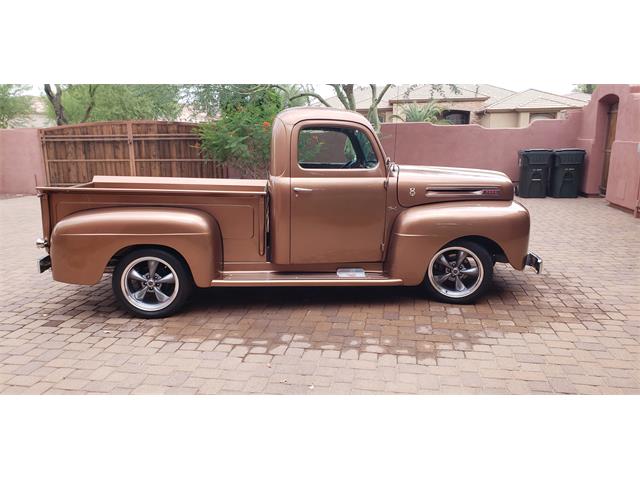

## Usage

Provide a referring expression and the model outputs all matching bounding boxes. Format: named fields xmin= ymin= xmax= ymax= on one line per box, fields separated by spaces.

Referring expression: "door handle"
xmin=293 ymin=187 xmax=313 ymax=193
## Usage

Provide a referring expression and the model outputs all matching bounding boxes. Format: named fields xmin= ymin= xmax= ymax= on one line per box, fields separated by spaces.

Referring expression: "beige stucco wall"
xmin=480 ymin=112 xmax=520 ymax=128
xmin=517 ymin=112 xmax=529 ymax=127
xmin=480 ymin=111 xmax=560 ymax=128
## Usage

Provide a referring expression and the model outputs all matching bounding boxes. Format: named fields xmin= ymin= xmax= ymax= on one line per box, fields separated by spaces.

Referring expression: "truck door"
xmin=290 ymin=121 xmax=387 ymax=264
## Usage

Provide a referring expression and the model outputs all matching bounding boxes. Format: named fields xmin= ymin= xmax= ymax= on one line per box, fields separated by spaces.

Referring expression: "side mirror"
xmin=385 ymin=156 xmax=396 ymax=173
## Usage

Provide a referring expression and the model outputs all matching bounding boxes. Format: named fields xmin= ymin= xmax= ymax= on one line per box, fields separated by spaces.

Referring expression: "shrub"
xmin=198 ymin=88 xmax=283 ymax=178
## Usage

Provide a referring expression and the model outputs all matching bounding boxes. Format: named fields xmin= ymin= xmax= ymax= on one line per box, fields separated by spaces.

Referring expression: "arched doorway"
xmin=600 ymin=100 xmax=619 ymax=195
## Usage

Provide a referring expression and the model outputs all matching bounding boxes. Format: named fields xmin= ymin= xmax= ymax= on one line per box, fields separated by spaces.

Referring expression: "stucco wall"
xmin=380 ymin=85 xmax=640 ymax=215
xmin=575 ymin=84 xmax=640 ymax=211
xmin=0 ymin=129 xmax=45 ymax=195
xmin=479 ymin=112 xmax=519 ymax=128
xmin=380 ymin=112 xmax=582 ymax=181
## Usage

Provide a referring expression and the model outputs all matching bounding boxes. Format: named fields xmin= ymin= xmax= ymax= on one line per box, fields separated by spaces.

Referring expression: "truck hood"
xmin=396 ymin=165 xmax=514 ymax=207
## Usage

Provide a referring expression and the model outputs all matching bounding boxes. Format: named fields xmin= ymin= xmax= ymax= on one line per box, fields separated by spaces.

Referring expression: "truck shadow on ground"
xmin=51 ymin=266 xmax=586 ymax=365
xmin=102 ymin=269 xmax=561 ymax=363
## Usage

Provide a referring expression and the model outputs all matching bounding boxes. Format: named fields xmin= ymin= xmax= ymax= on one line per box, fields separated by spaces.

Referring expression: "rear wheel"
xmin=423 ymin=240 xmax=493 ymax=304
xmin=112 ymin=248 xmax=193 ymax=319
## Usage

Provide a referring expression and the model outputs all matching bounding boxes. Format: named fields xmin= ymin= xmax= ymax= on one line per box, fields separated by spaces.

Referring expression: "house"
xmin=478 ymin=89 xmax=590 ymax=127
xmin=322 ymin=84 xmax=589 ymax=128
xmin=8 ymin=97 xmax=55 ymax=128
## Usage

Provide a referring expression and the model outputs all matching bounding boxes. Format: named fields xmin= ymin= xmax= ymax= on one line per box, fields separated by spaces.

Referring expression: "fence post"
xmin=126 ymin=121 xmax=136 ymax=176
xmin=39 ymin=130 xmax=52 ymax=186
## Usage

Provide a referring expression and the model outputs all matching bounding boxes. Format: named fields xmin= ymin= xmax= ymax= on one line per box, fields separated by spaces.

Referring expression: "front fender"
xmin=385 ymin=201 xmax=530 ymax=286
xmin=50 ymin=207 xmax=222 ymax=287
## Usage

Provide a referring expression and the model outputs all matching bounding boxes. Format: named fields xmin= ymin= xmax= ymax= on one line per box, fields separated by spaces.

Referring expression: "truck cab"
xmin=36 ymin=107 xmax=541 ymax=318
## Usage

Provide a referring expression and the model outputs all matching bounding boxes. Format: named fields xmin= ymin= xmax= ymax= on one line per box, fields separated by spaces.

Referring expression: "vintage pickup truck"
xmin=36 ymin=107 xmax=541 ymax=318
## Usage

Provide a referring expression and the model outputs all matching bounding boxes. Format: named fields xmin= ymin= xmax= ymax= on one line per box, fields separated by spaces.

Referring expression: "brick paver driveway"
xmin=0 ymin=195 xmax=638 ymax=394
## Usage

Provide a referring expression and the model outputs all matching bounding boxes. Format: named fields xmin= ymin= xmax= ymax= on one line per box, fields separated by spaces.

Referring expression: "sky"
xmin=24 ymin=83 xmax=579 ymax=99
xmin=313 ymin=83 xmax=578 ymax=99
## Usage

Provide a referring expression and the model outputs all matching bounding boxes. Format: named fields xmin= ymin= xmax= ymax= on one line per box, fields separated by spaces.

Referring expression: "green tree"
xmin=185 ymin=84 xmax=314 ymax=119
xmin=44 ymin=84 xmax=183 ymax=125
xmin=198 ymin=86 xmax=283 ymax=178
xmin=574 ymin=84 xmax=597 ymax=94
xmin=0 ymin=84 xmax=32 ymax=128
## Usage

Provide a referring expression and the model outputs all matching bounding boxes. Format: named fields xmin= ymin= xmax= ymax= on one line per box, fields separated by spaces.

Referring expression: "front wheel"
xmin=423 ymin=240 xmax=493 ymax=304
xmin=112 ymin=248 xmax=193 ymax=319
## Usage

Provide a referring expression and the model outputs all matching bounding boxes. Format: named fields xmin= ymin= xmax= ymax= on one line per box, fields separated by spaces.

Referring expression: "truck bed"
xmin=38 ymin=176 xmax=268 ymax=262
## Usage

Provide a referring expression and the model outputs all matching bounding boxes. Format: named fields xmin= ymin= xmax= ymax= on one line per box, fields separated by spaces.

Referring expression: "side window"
xmin=297 ymin=126 xmax=378 ymax=169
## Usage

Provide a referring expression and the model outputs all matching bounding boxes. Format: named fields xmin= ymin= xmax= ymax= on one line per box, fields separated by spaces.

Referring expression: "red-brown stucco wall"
xmin=380 ymin=113 xmax=582 ymax=181
xmin=381 ymin=84 xmax=640 ymax=215
xmin=0 ymin=128 xmax=46 ymax=195
xmin=575 ymin=84 xmax=640 ymax=211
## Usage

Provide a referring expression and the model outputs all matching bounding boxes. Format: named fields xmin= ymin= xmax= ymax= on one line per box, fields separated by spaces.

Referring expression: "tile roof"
xmin=321 ymin=85 xmax=590 ymax=113
xmin=483 ymin=89 xmax=590 ymax=111
xmin=322 ymin=84 xmax=515 ymax=110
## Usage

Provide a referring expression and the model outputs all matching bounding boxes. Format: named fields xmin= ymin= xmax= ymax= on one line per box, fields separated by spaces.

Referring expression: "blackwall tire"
xmin=423 ymin=240 xmax=493 ymax=304
xmin=112 ymin=248 xmax=193 ymax=319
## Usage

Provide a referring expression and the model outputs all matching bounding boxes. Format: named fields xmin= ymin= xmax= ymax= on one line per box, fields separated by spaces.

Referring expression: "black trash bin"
xmin=550 ymin=149 xmax=585 ymax=198
xmin=517 ymin=149 xmax=554 ymax=198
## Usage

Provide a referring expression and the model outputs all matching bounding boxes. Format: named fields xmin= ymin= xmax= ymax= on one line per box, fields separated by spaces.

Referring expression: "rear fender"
xmin=385 ymin=201 xmax=530 ymax=286
xmin=50 ymin=207 xmax=222 ymax=287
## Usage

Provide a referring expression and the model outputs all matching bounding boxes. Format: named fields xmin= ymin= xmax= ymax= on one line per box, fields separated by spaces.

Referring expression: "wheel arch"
xmin=109 ymin=244 xmax=194 ymax=280
xmin=384 ymin=201 xmax=530 ymax=285
xmin=49 ymin=207 xmax=222 ymax=287
xmin=444 ymin=235 xmax=507 ymax=263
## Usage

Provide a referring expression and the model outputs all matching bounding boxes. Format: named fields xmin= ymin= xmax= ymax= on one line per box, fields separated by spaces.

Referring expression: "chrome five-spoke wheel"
xmin=424 ymin=241 xmax=493 ymax=304
xmin=113 ymin=248 xmax=193 ymax=318
xmin=122 ymin=256 xmax=179 ymax=312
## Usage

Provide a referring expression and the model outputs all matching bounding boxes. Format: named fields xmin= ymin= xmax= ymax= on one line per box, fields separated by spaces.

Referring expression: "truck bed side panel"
xmin=43 ymin=190 xmax=266 ymax=263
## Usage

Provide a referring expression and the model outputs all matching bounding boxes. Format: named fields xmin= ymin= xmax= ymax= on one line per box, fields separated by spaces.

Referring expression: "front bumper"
xmin=525 ymin=252 xmax=543 ymax=274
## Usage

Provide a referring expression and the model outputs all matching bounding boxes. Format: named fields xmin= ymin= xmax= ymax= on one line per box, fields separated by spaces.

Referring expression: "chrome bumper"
xmin=525 ymin=253 xmax=543 ymax=274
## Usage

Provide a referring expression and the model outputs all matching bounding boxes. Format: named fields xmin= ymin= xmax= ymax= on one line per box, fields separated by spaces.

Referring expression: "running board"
xmin=210 ymin=271 xmax=403 ymax=287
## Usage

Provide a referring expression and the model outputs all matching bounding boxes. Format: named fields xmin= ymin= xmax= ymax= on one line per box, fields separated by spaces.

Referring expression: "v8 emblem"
xmin=409 ymin=187 xmax=416 ymax=197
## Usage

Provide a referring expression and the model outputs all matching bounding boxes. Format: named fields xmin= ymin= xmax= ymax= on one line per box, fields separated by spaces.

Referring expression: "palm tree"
xmin=278 ymin=84 xmax=318 ymax=107
xmin=392 ymin=101 xmax=449 ymax=123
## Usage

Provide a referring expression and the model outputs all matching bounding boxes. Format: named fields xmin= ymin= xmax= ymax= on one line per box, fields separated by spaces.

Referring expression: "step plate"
xmin=336 ymin=268 xmax=366 ymax=278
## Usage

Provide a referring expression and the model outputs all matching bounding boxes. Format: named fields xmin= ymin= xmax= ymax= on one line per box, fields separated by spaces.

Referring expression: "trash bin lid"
xmin=519 ymin=149 xmax=554 ymax=154
xmin=554 ymin=148 xmax=585 ymax=165
xmin=519 ymin=149 xmax=554 ymax=165
xmin=554 ymin=148 xmax=586 ymax=154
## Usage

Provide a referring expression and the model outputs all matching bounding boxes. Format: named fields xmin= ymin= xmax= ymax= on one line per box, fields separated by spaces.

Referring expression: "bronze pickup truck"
xmin=36 ymin=107 xmax=542 ymax=318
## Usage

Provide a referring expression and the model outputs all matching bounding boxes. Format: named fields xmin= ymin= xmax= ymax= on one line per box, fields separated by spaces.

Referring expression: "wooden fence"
xmin=40 ymin=121 xmax=228 ymax=186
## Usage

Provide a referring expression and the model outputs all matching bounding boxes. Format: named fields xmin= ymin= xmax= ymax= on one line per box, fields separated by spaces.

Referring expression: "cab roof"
xmin=275 ymin=107 xmax=373 ymax=129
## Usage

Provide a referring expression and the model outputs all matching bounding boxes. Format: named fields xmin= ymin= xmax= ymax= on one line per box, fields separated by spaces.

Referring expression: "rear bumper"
xmin=38 ymin=255 xmax=51 ymax=273
xmin=525 ymin=252 xmax=543 ymax=274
